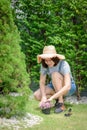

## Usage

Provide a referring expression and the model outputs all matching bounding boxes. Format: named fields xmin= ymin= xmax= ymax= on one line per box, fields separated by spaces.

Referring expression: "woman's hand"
xmin=39 ymin=96 xmax=47 ymax=108
xmin=46 ymin=97 xmax=53 ymax=102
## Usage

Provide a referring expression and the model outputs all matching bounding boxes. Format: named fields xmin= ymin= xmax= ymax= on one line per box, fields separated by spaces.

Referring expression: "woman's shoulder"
xmin=60 ymin=60 xmax=71 ymax=75
xmin=40 ymin=64 xmax=49 ymax=75
xmin=56 ymin=60 xmax=69 ymax=68
xmin=60 ymin=60 xmax=70 ymax=67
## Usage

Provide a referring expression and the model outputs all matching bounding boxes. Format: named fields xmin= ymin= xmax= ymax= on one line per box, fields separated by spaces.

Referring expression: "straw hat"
xmin=37 ymin=45 xmax=65 ymax=63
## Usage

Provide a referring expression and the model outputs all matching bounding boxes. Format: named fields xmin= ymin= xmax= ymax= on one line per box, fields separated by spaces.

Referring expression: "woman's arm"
xmin=39 ymin=74 xmax=47 ymax=101
xmin=48 ymin=73 xmax=71 ymax=101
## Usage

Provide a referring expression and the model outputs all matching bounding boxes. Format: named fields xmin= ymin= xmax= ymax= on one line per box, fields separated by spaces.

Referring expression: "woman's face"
xmin=44 ymin=58 xmax=55 ymax=67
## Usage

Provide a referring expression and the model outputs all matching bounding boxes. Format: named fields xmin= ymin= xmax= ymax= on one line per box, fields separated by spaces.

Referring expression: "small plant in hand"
xmin=40 ymin=101 xmax=51 ymax=114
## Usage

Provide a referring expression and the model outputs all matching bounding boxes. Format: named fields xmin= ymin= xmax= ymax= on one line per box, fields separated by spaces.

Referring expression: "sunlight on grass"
xmin=1 ymin=94 xmax=87 ymax=130
xmin=26 ymin=96 xmax=87 ymax=130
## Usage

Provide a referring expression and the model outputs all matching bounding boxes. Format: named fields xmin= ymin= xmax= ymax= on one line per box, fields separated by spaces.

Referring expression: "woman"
xmin=34 ymin=45 xmax=76 ymax=113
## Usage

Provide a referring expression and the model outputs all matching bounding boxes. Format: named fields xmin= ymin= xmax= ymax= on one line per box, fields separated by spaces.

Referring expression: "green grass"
xmin=24 ymin=95 xmax=87 ymax=130
xmin=1 ymin=94 xmax=87 ymax=130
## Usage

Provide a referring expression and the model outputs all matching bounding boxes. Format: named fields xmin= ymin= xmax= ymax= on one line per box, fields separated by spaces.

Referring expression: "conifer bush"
xmin=0 ymin=0 xmax=31 ymax=117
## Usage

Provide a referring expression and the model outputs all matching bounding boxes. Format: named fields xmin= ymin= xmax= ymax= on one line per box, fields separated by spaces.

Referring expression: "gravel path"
xmin=65 ymin=95 xmax=87 ymax=104
xmin=0 ymin=113 xmax=43 ymax=130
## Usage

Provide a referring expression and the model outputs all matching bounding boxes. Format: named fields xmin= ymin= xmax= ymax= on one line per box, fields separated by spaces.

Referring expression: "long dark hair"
xmin=41 ymin=57 xmax=60 ymax=68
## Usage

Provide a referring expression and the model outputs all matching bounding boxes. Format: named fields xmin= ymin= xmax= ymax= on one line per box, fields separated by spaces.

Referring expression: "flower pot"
xmin=42 ymin=108 xmax=50 ymax=114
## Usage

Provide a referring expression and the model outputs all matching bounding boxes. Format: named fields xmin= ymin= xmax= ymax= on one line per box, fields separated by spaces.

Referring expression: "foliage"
xmin=0 ymin=0 xmax=31 ymax=117
xmin=13 ymin=0 xmax=87 ymax=91
xmin=0 ymin=0 xmax=30 ymax=93
xmin=0 ymin=87 xmax=30 ymax=118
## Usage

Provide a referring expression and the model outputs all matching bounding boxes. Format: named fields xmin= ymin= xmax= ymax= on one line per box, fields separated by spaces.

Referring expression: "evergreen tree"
xmin=0 ymin=0 xmax=31 ymax=118
xmin=0 ymin=0 xmax=30 ymax=93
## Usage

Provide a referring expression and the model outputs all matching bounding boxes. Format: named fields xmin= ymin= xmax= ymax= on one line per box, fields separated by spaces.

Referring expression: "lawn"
xmin=25 ymin=94 xmax=87 ymax=130
xmin=1 ymin=94 xmax=87 ymax=130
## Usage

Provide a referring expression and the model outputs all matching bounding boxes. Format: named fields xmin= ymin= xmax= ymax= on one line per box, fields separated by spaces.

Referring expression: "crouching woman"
xmin=34 ymin=45 xmax=76 ymax=113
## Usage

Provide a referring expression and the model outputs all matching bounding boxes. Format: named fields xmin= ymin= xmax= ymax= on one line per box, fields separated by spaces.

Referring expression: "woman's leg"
xmin=34 ymin=86 xmax=55 ymax=101
xmin=51 ymin=72 xmax=66 ymax=113
xmin=51 ymin=72 xmax=64 ymax=103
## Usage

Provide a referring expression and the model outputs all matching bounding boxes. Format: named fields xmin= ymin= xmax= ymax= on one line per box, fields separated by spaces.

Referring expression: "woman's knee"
xmin=34 ymin=90 xmax=41 ymax=101
xmin=52 ymin=72 xmax=63 ymax=81
xmin=51 ymin=72 xmax=64 ymax=91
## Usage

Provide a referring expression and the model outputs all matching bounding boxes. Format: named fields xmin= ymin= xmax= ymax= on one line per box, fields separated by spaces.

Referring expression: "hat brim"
xmin=37 ymin=54 xmax=65 ymax=63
